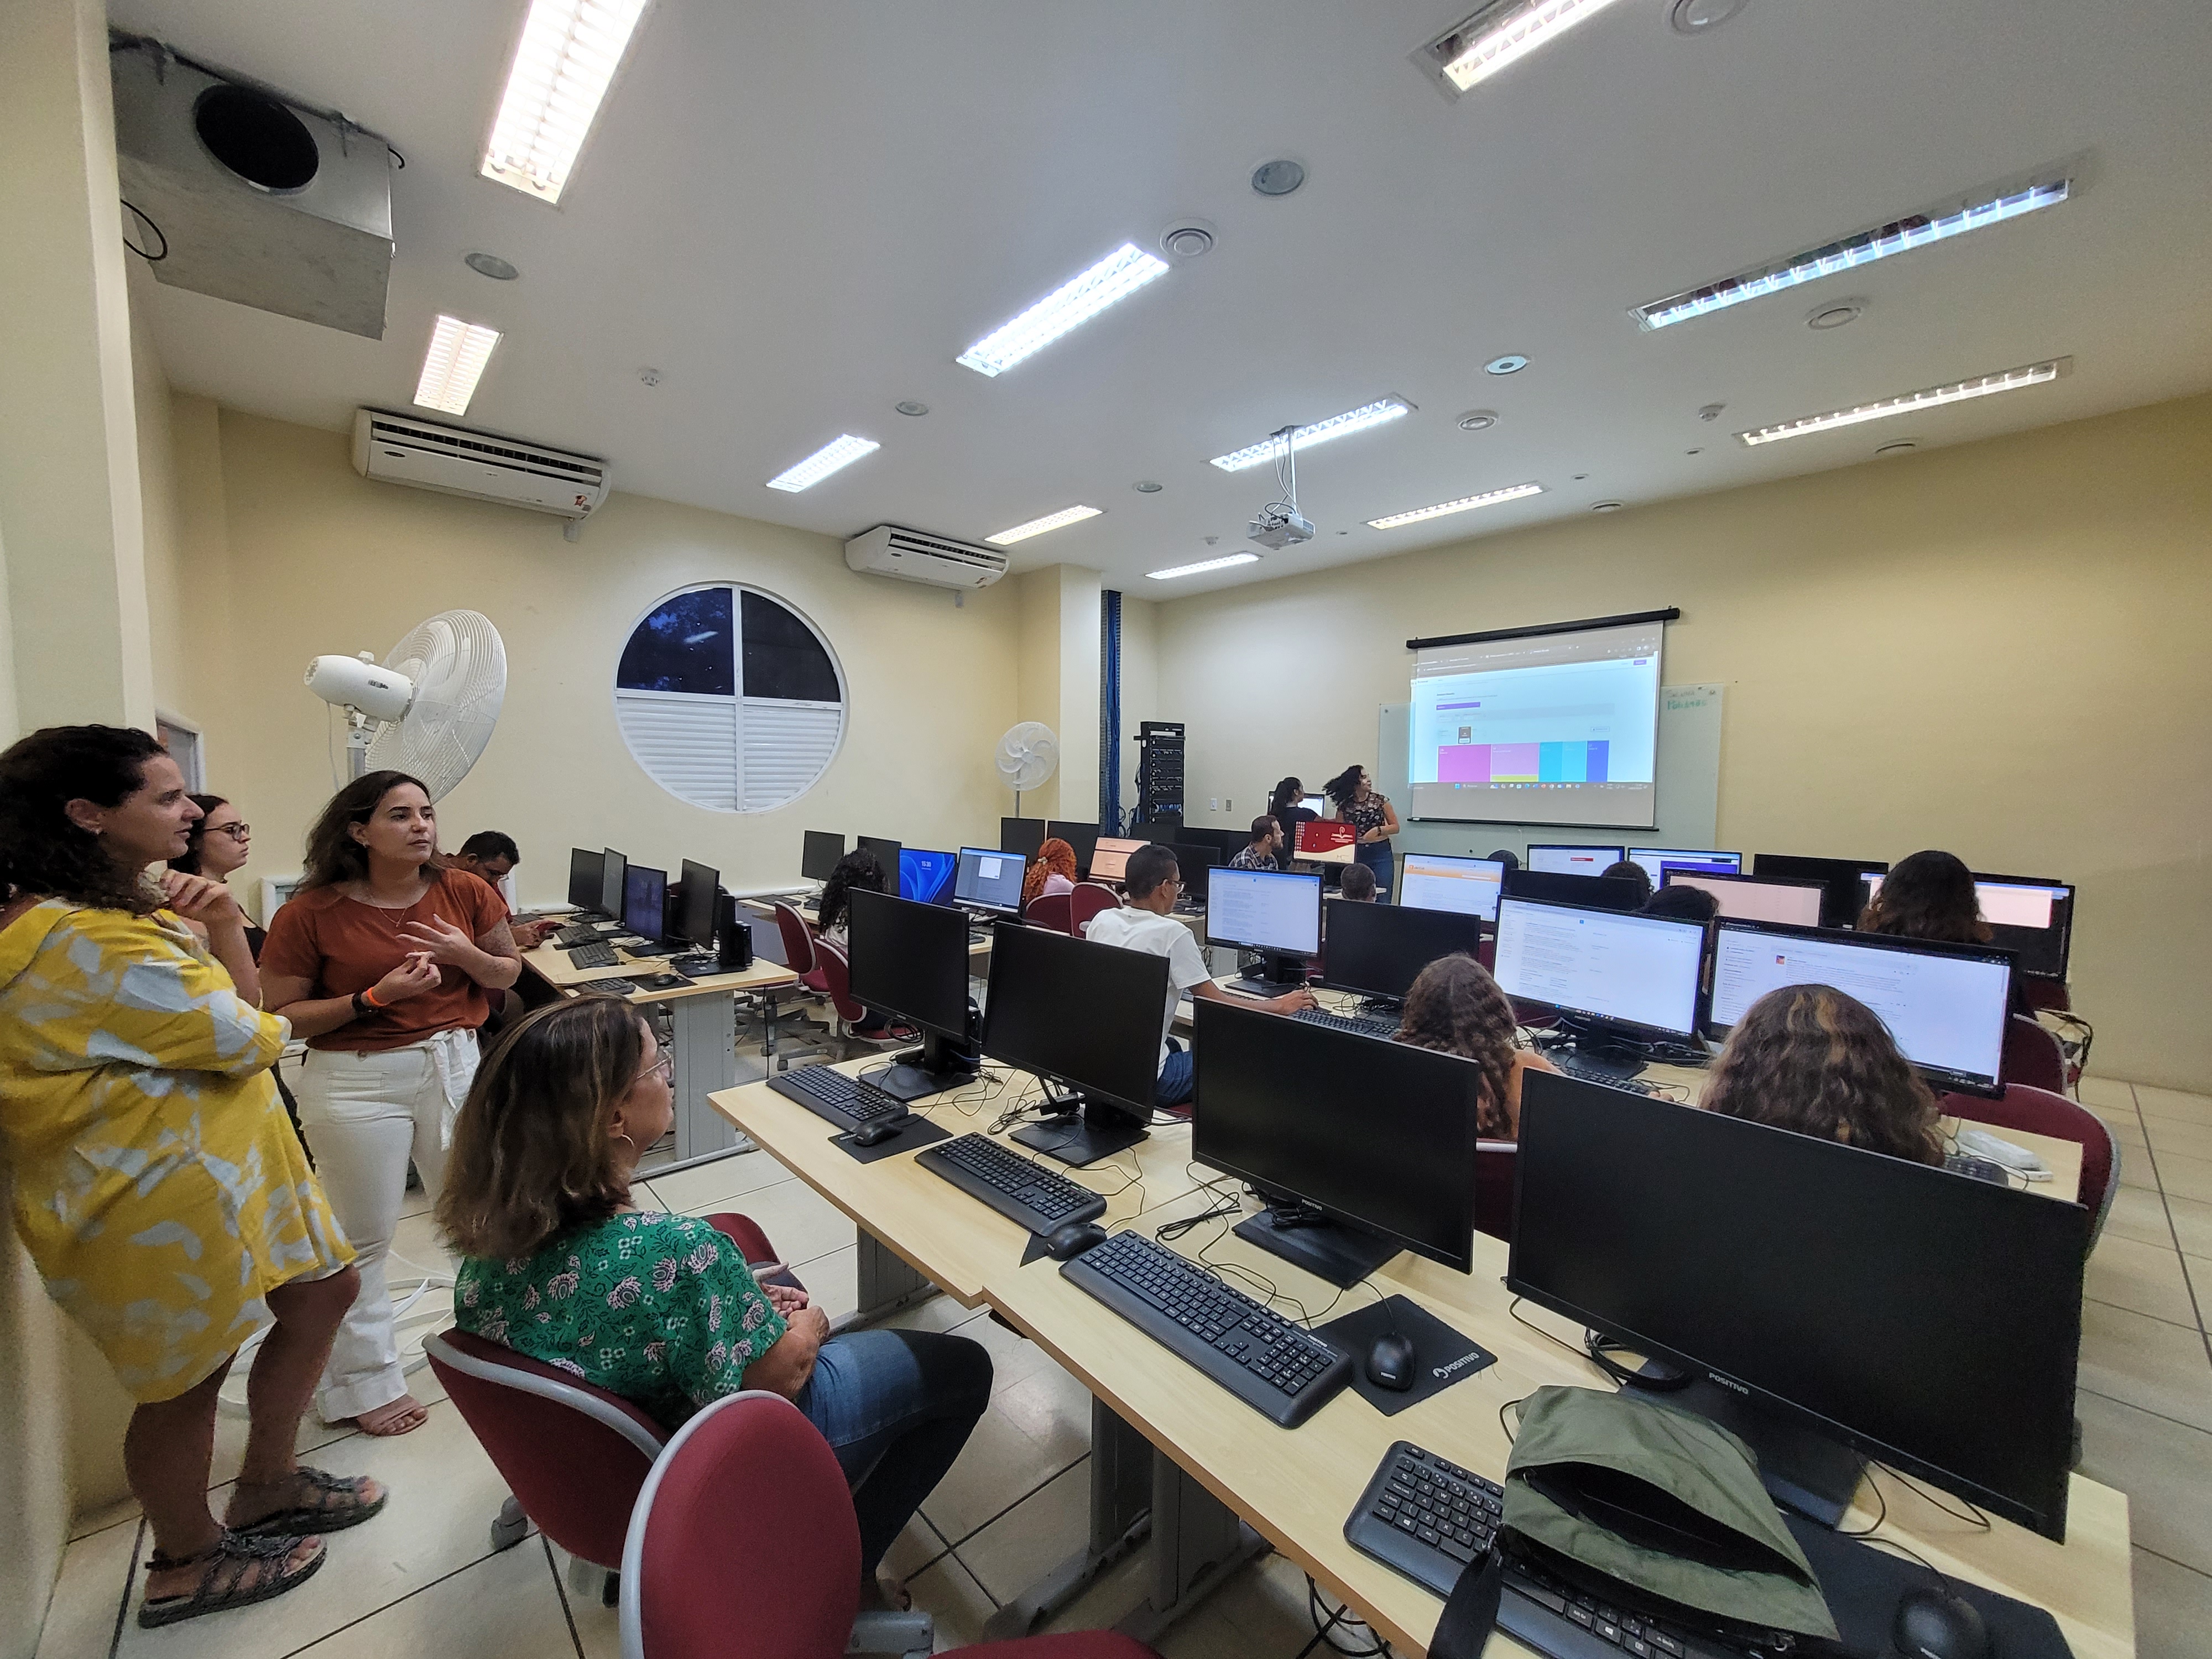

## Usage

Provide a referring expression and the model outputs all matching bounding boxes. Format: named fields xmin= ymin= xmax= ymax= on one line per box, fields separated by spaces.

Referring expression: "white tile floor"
xmin=37 ymin=1073 xmax=2212 ymax=1658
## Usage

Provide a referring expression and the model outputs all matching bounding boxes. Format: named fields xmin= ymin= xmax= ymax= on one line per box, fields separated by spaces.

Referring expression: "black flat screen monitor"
xmin=954 ymin=847 xmax=1025 ymax=914
xmin=677 ymin=859 xmax=719 ymax=948
xmin=568 ymin=848 xmax=605 ymax=911
xmin=1662 ymin=869 xmax=1825 ymax=928
xmin=623 ymin=864 xmax=667 ymax=942
xmin=1526 ymin=843 xmax=1626 ymax=875
xmin=1137 ymin=819 xmax=1184 ymax=844
xmin=1501 ymin=867 xmax=1646 ymax=912
xmin=1751 ymin=853 xmax=1891 ymax=929
xmin=1625 ymin=848 xmax=1741 ymax=883
xmin=1046 ymin=821 xmax=1099 ymax=878
xmin=599 ymin=848 xmax=628 ymax=920
xmin=1397 ymin=853 xmax=1505 ymax=922
xmin=1193 ymin=998 xmax=1481 ymax=1279
xmin=1204 ymin=867 xmax=1322 ymax=955
xmin=1707 ymin=918 xmax=2014 ymax=1095
xmin=1000 ymin=817 xmax=1046 ymax=859
xmin=1087 ymin=837 xmax=1147 ymax=883
xmin=1491 ymin=896 xmax=1706 ymax=1042
xmin=1319 ymin=899 xmax=1485 ymax=1004
xmin=1862 ymin=870 xmax=2077 ymax=981
xmin=848 ymin=888 xmax=978 ymax=1099
xmin=1168 ymin=843 xmax=1220 ymax=903
xmin=801 ymin=831 xmax=845 ymax=883
xmin=857 ymin=836 xmax=901 ymax=877
xmin=1509 ymin=1072 xmax=2086 ymax=1541
xmin=982 ymin=921 xmax=1166 ymax=1166
xmin=899 ymin=847 xmax=957 ymax=905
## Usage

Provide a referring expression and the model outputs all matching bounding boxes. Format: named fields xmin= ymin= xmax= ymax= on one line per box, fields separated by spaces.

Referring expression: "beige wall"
xmin=1157 ymin=393 xmax=2212 ymax=1089
xmin=1114 ymin=592 xmax=1161 ymax=817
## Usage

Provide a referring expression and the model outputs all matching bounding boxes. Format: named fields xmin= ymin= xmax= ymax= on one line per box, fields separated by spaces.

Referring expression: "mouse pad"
xmin=831 ymin=1117 xmax=951 ymax=1164
xmin=1314 ymin=1293 xmax=1496 ymax=1417
xmin=1783 ymin=1510 xmax=2073 ymax=1659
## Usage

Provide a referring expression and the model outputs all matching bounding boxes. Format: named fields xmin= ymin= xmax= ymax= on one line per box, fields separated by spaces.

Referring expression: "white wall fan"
xmin=304 ymin=609 xmax=507 ymax=796
xmin=995 ymin=721 xmax=1059 ymax=816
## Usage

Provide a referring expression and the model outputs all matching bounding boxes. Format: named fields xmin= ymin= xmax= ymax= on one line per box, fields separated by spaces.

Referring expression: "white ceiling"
xmin=113 ymin=0 xmax=2212 ymax=594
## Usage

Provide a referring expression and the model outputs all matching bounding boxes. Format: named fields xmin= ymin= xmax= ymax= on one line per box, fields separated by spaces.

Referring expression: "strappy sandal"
xmin=230 ymin=1467 xmax=388 ymax=1539
xmin=138 ymin=1530 xmax=325 ymax=1627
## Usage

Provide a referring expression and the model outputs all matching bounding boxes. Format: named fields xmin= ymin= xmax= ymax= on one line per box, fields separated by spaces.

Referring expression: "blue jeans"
xmin=795 ymin=1328 xmax=993 ymax=1574
xmin=1158 ymin=1036 xmax=1195 ymax=1109
xmin=1356 ymin=841 xmax=1394 ymax=901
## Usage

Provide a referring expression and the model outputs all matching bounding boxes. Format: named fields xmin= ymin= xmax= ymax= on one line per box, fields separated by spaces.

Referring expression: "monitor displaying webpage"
xmin=1400 ymin=854 xmax=1505 ymax=921
xmin=1490 ymin=898 xmax=1704 ymax=1037
xmin=1627 ymin=848 xmax=1741 ymax=882
xmin=1666 ymin=872 xmax=1824 ymax=927
xmin=1528 ymin=844 xmax=1624 ymax=875
xmin=1862 ymin=873 xmax=2062 ymax=930
xmin=1206 ymin=868 xmax=1321 ymax=954
xmin=1708 ymin=924 xmax=2010 ymax=1088
xmin=1088 ymin=837 xmax=1146 ymax=882
xmin=1408 ymin=618 xmax=1664 ymax=828
xmin=956 ymin=847 xmax=1025 ymax=911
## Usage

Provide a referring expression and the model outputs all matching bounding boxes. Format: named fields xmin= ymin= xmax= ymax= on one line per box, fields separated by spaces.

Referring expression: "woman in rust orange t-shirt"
xmin=261 ymin=771 xmax=519 ymax=1436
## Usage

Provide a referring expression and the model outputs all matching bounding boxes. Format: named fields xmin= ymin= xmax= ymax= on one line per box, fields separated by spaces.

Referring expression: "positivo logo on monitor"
xmin=1708 ymin=1371 xmax=1751 ymax=1397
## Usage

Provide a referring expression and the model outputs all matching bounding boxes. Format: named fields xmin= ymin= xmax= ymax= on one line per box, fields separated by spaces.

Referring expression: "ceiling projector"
xmin=1248 ymin=506 xmax=1316 ymax=549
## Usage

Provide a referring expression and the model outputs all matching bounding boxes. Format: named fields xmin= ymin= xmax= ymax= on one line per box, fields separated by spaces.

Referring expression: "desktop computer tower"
xmin=716 ymin=893 xmax=754 ymax=971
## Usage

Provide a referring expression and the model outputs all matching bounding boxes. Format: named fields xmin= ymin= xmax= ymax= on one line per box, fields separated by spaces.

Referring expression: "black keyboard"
xmin=589 ymin=977 xmax=638 ymax=995
xmin=667 ymin=953 xmax=721 ymax=977
xmin=555 ymin=923 xmax=609 ymax=946
xmin=768 ymin=1066 xmax=909 ymax=1133
xmin=916 ymin=1134 xmax=1105 ymax=1235
xmin=565 ymin=941 xmax=620 ymax=969
xmin=1293 ymin=1007 xmax=1399 ymax=1039
xmin=1346 ymin=1443 xmax=1730 ymax=1659
xmin=1060 ymin=1230 xmax=1352 ymax=1428
xmin=1945 ymin=1152 xmax=2011 ymax=1185
xmin=1547 ymin=1051 xmax=1659 ymax=1095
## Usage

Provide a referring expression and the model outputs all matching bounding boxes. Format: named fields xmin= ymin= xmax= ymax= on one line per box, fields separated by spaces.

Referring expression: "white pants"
xmin=295 ymin=1029 xmax=478 ymax=1421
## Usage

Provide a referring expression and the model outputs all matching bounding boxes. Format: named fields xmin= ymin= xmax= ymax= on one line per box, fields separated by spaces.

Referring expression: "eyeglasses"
xmin=635 ymin=1051 xmax=674 ymax=1086
xmin=207 ymin=822 xmax=251 ymax=839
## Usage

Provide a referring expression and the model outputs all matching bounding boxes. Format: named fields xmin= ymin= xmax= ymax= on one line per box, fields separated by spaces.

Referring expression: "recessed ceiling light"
xmin=1634 ymin=174 xmax=2072 ymax=331
xmin=1698 ymin=403 xmax=1726 ymax=421
xmin=1590 ymin=500 xmax=1624 ymax=513
xmin=637 ymin=365 xmax=662 ymax=387
xmin=1669 ymin=0 xmax=1749 ymax=34
xmin=1134 ymin=481 xmax=1164 ymax=493
xmin=1208 ymin=398 xmax=1412 ymax=472
xmin=481 ymin=0 xmax=651 ymax=205
xmin=1160 ymin=221 xmax=1215 ymax=259
xmin=1457 ymin=409 xmax=1500 ymax=431
xmin=1736 ymin=358 xmax=2068 ymax=447
xmin=1875 ymin=441 xmax=1918 ymax=456
xmin=894 ymin=400 xmax=929 ymax=416
xmin=1148 ymin=553 xmax=1261 ymax=581
xmin=463 ymin=251 xmax=519 ymax=281
xmin=985 ymin=505 xmax=1102 ymax=546
xmin=956 ymin=243 xmax=1169 ymax=377
xmin=1418 ymin=0 xmax=1635 ymax=97
xmin=1251 ymin=159 xmax=1305 ymax=197
xmin=1484 ymin=354 xmax=1529 ymax=375
xmin=1807 ymin=299 xmax=1864 ymax=330
xmin=413 ymin=315 xmax=502 ymax=415
xmin=1367 ymin=482 xmax=1543 ymax=530
xmin=765 ymin=434 xmax=878 ymax=492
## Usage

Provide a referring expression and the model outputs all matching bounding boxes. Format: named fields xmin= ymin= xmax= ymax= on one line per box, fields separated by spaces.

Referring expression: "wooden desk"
xmin=709 ymin=1057 xmax=1207 ymax=1318
xmin=984 ymin=1183 xmax=2136 ymax=1657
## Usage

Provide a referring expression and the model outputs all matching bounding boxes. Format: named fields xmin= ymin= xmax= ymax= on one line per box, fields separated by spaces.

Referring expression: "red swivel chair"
xmin=619 ymin=1389 xmax=1159 ymax=1659
xmin=2001 ymin=1015 xmax=2069 ymax=1093
xmin=1068 ymin=882 xmax=1121 ymax=936
xmin=773 ymin=902 xmax=826 ymax=989
xmin=1474 ymin=1140 xmax=1517 ymax=1243
xmin=809 ymin=938 xmax=901 ymax=1056
xmin=1941 ymin=1083 xmax=2120 ymax=1243
xmin=2022 ymin=978 xmax=2072 ymax=1014
xmin=1025 ymin=893 xmax=1075 ymax=936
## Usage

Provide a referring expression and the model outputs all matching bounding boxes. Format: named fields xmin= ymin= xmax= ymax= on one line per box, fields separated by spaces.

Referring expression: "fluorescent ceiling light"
xmin=1209 ymin=398 xmax=1412 ymax=473
xmin=986 ymin=505 xmax=1102 ymax=546
xmin=1637 ymin=179 xmax=2072 ymax=330
xmin=957 ymin=243 xmax=1169 ymax=377
xmin=1147 ymin=554 xmax=1261 ymax=581
xmin=1736 ymin=359 xmax=2069 ymax=448
xmin=413 ymin=315 xmax=502 ymax=415
xmin=1423 ymin=0 xmax=1632 ymax=96
xmin=1367 ymin=482 xmax=1544 ymax=530
xmin=481 ymin=0 xmax=650 ymax=205
xmin=766 ymin=434 xmax=879 ymax=492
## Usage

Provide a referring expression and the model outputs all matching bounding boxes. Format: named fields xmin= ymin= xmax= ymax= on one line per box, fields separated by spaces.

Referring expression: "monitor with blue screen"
xmin=899 ymin=847 xmax=957 ymax=905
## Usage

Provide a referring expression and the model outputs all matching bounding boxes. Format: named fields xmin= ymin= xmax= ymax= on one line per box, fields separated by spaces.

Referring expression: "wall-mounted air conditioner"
xmin=351 ymin=409 xmax=610 ymax=521
xmin=843 ymin=524 xmax=1009 ymax=590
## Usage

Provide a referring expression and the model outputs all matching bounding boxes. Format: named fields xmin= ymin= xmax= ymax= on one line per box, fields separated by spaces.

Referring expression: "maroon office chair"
xmin=2001 ymin=1015 xmax=2069 ymax=1093
xmin=773 ymin=901 xmax=826 ymax=989
xmin=1025 ymin=893 xmax=1076 ymax=936
xmin=1474 ymin=1140 xmax=1517 ymax=1243
xmin=619 ymin=1389 xmax=1159 ymax=1659
xmin=1941 ymin=1083 xmax=2120 ymax=1241
xmin=1068 ymin=881 xmax=1122 ymax=936
xmin=2021 ymin=978 xmax=2072 ymax=1014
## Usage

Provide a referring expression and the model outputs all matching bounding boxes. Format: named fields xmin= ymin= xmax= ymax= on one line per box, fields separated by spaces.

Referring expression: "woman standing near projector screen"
xmin=1324 ymin=764 xmax=1400 ymax=901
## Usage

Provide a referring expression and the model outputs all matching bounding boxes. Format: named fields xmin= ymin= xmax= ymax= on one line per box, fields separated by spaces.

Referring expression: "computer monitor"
xmin=1300 ymin=794 xmax=1328 ymax=816
xmin=1205 ymin=867 xmax=1323 ymax=987
xmin=677 ymin=859 xmax=720 ymax=948
xmin=1663 ymin=869 xmax=1824 ymax=928
xmin=1398 ymin=853 xmax=1505 ymax=922
xmin=846 ymin=888 xmax=979 ymax=1099
xmin=1136 ymin=819 xmax=1183 ymax=844
xmin=953 ymin=847 xmax=1025 ymax=914
xmin=1625 ymin=848 xmax=1741 ymax=883
xmin=1509 ymin=1073 xmax=2086 ymax=1540
xmin=1706 ymin=919 xmax=2014 ymax=1095
xmin=1087 ymin=837 xmax=1147 ymax=883
xmin=1751 ymin=853 xmax=1890 ymax=929
xmin=1046 ymin=821 xmax=1098 ymax=878
xmin=567 ymin=847 xmax=606 ymax=912
xmin=898 ymin=847 xmax=957 ymax=905
xmin=1861 ymin=871 xmax=2077 ymax=981
xmin=1526 ymin=843 xmax=1625 ymax=876
xmin=801 ymin=831 xmax=845 ymax=883
xmin=1318 ymin=900 xmax=1485 ymax=1004
xmin=1000 ymin=817 xmax=1046 ymax=860
xmin=1500 ymin=867 xmax=1645 ymax=912
xmin=1167 ymin=843 xmax=1220 ymax=904
xmin=623 ymin=863 xmax=667 ymax=942
xmin=857 ymin=836 xmax=901 ymax=879
xmin=982 ymin=920 xmax=1167 ymax=1166
xmin=1193 ymin=998 xmax=1483 ymax=1284
xmin=600 ymin=848 xmax=628 ymax=920
xmin=1490 ymin=897 xmax=1706 ymax=1056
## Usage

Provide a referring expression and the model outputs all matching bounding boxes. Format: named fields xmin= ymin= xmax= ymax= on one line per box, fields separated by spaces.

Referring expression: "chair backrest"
xmin=425 ymin=1329 xmax=669 ymax=1569
xmin=810 ymin=937 xmax=868 ymax=1024
xmin=2001 ymin=1014 xmax=2068 ymax=1093
xmin=1070 ymin=881 xmax=1122 ymax=935
xmin=772 ymin=901 xmax=817 ymax=977
xmin=1476 ymin=936 xmax=1496 ymax=973
xmin=620 ymin=1391 xmax=860 ymax=1659
xmin=1025 ymin=892 xmax=1075 ymax=936
xmin=1474 ymin=1140 xmax=1516 ymax=1243
xmin=1942 ymin=1083 xmax=2120 ymax=1241
xmin=2020 ymin=977 xmax=2072 ymax=1014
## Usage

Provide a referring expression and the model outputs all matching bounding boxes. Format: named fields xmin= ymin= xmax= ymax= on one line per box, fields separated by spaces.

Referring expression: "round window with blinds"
xmin=613 ymin=585 xmax=847 ymax=812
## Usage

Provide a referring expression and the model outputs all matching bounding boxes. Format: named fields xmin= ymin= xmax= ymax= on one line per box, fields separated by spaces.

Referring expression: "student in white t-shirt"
xmin=1083 ymin=843 xmax=1314 ymax=1108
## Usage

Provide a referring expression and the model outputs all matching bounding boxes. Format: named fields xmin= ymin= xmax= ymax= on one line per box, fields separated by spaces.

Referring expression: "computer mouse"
xmin=849 ymin=1115 xmax=909 ymax=1148
xmin=1045 ymin=1221 xmax=1109 ymax=1260
xmin=1366 ymin=1332 xmax=1418 ymax=1392
xmin=1890 ymin=1586 xmax=1989 ymax=1659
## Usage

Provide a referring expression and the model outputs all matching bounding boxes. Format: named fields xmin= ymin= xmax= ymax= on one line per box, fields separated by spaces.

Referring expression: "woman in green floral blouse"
xmin=439 ymin=997 xmax=991 ymax=1595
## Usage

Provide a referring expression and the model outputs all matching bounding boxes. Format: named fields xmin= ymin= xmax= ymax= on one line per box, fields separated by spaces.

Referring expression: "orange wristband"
xmin=359 ymin=985 xmax=386 ymax=1009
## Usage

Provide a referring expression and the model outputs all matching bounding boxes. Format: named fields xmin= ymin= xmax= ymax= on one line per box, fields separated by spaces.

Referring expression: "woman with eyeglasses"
xmin=440 ymin=997 xmax=993 ymax=1611
xmin=168 ymin=795 xmax=257 ymax=948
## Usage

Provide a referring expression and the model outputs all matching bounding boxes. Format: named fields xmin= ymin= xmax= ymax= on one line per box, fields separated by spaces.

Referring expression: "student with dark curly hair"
xmin=1393 ymin=953 xmax=1556 ymax=1138
xmin=1599 ymin=859 xmax=1654 ymax=905
xmin=814 ymin=846 xmax=885 ymax=943
xmin=1700 ymin=984 xmax=1945 ymax=1166
xmin=1858 ymin=849 xmax=1988 ymax=943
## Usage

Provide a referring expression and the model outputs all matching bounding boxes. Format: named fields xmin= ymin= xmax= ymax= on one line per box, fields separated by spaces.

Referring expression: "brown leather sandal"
xmin=138 ymin=1530 xmax=326 ymax=1627
xmin=229 ymin=1467 xmax=388 ymax=1539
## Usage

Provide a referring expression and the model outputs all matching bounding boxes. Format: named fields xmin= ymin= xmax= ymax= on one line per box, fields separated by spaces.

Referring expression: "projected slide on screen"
xmin=1408 ymin=617 xmax=1665 ymax=828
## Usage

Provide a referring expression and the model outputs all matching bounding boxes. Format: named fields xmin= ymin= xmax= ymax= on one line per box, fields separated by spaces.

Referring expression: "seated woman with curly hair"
xmin=1700 ymin=984 xmax=1945 ymax=1166
xmin=1393 ymin=953 xmax=1557 ymax=1139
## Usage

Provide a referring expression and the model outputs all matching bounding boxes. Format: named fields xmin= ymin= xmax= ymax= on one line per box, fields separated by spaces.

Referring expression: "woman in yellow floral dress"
xmin=0 ymin=727 xmax=387 ymax=1626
